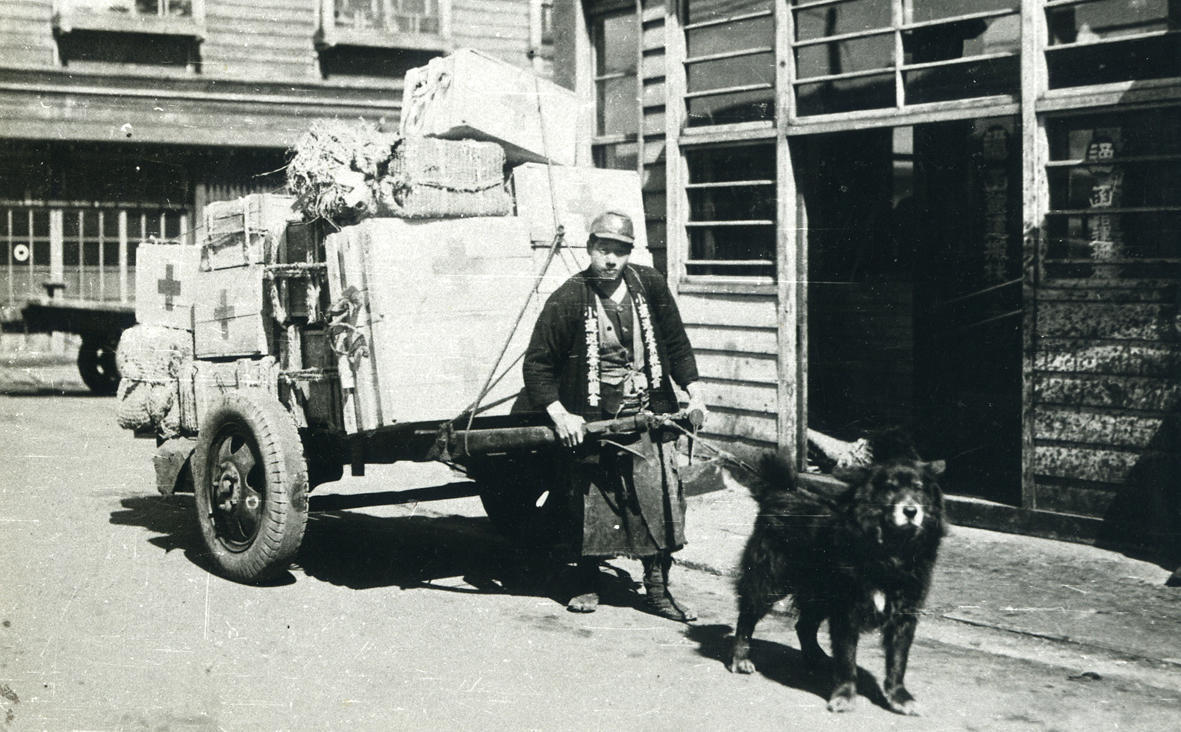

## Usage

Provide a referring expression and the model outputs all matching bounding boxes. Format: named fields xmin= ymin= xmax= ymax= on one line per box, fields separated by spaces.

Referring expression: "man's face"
xmin=588 ymin=237 xmax=632 ymax=281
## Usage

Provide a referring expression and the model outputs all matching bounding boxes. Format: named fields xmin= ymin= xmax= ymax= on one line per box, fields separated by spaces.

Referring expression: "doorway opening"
xmin=797 ymin=117 xmax=1023 ymax=503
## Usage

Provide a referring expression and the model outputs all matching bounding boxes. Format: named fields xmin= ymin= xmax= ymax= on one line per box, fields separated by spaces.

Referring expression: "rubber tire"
xmin=470 ymin=452 xmax=567 ymax=548
xmin=193 ymin=394 xmax=309 ymax=584
xmin=77 ymin=334 xmax=120 ymax=395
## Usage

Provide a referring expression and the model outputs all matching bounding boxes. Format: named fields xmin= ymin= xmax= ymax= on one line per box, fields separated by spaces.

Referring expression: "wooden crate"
xmin=202 ymin=194 xmax=297 ymax=270
xmin=325 ymin=216 xmax=537 ymax=432
xmin=512 ymin=163 xmax=651 ymax=254
xmin=192 ymin=264 xmax=270 ymax=358
xmin=399 ymin=48 xmax=580 ymax=166
xmin=134 ymin=242 xmax=202 ymax=331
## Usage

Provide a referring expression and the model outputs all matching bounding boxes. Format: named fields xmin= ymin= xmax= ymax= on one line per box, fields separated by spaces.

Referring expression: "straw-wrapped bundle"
xmin=286 ymin=119 xmax=395 ymax=222
xmin=376 ymin=136 xmax=511 ymax=218
xmin=115 ymin=324 xmax=193 ymax=437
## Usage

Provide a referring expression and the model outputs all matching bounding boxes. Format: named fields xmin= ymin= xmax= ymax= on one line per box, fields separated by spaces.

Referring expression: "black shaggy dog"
xmin=728 ymin=433 xmax=946 ymax=715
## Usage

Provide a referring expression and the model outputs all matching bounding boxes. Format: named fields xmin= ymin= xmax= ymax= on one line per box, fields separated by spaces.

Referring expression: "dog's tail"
xmin=720 ymin=451 xmax=797 ymax=503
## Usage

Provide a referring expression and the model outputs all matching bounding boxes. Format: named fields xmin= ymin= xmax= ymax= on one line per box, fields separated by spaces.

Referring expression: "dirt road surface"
xmin=1 ymin=381 xmax=1179 ymax=730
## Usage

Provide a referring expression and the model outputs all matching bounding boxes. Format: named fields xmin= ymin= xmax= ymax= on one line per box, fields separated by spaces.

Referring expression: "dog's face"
xmin=852 ymin=460 xmax=945 ymax=543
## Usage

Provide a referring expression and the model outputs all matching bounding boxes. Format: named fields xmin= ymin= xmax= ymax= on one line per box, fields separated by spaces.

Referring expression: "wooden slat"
xmin=696 ymin=351 xmax=778 ymax=384
xmin=1034 ymin=445 xmax=1141 ymax=485
xmin=684 ymin=82 xmax=773 ymax=100
xmin=685 ymin=323 xmax=776 ymax=354
xmin=1034 ymin=407 xmax=1164 ymax=449
xmin=1035 ymin=373 xmax=1181 ymax=411
xmin=1035 ymin=340 xmax=1181 ymax=377
xmin=1032 ymin=481 xmax=1118 ymax=518
xmin=677 ymin=291 xmax=778 ymax=328
xmin=700 ymin=408 xmax=778 ymax=444
xmin=685 ymin=47 xmax=774 ymax=65
xmin=698 ymin=378 xmax=777 ymax=413
xmin=1037 ymin=302 xmax=1172 ymax=340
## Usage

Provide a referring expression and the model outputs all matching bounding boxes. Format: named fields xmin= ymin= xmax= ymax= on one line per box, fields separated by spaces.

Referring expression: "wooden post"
xmin=664 ymin=0 xmax=688 ymax=287
xmin=776 ymin=0 xmax=801 ymax=459
xmin=1020 ymin=0 xmax=1049 ymax=510
xmin=118 ymin=210 xmax=129 ymax=303
xmin=573 ymin=0 xmax=594 ymax=166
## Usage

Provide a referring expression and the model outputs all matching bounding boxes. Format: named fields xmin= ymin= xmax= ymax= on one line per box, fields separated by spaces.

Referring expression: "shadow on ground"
xmin=109 ymin=494 xmax=644 ymax=612
xmin=686 ymin=622 xmax=892 ymax=712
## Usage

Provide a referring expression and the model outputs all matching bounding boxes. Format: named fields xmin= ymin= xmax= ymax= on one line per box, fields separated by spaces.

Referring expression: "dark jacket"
xmin=523 ymin=264 xmax=698 ymax=421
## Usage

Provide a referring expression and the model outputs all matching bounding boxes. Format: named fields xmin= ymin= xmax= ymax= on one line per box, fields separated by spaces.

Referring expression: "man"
xmin=523 ymin=210 xmax=706 ymax=620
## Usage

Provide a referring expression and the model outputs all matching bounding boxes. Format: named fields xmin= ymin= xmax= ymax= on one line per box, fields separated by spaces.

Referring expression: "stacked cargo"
xmin=116 ymin=47 xmax=655 ymax=441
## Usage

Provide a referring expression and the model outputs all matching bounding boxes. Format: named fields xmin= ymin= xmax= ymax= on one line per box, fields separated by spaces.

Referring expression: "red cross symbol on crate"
xmin=213 ymin=289 xmax=235 ymax=340
xmin=157 ymin=264 xmax=182 ymax=311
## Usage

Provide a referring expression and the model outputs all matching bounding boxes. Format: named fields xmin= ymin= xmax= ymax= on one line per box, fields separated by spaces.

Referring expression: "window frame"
xmin=52 ymin=0 xmax=207 ymax=39
xmin=588 ymin=4 xmax=644 ymax=174
xmin=316 ymin=0 xmax=453 ymax=52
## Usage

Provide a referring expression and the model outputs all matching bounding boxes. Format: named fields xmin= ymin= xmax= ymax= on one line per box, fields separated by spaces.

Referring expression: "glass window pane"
xmin=84 ymin=241 xmax=101 ymax=266
xmin=686 ymin=144 xmax=776 ymax=184
xmin=64 ymin=240 xmax=80 ymax=267
xmin=687 ymin=225 xmax=775 ymax=277
xmin=596 ymin=77 xmax=639 ymax=136
xmin=1047 ymin=34 xmax=1181 ymax=88
xmin=904 ymin=14 xmax=1019 ymax=64
xmin=685 ymin=144 xmax=777 ymax=278
xmin=32 ymin=210 xmax=49 ymax=238
xmin=903 ymin=55 xmax=1019 ymax=104
xmin=596 ymin=13 xmax=638 ymax=75
xmin=794 ymin=0 xmax=891 ymax=41
xmin=795 ymin=73 xmax=894 ymax=116
xmin=912 ymin=0 xmax=1017 ymax=23
xmin=688 ymin=0 xmax=770 ymax=26
xmin=32 ymin=241 xmax=49 ymax=266
xmin=795 ymin=35 xmax=893 ymax=79
xmin=687 ymin=89 xmax=775 ymax=126
xmin=687 ymin=52 xmax=775 ymax=93
xmin=1048 ymin=0 xmax=1173 ymax=45
xmin=1046 ymin=109 xmax=1181 ymax=280
xmin=687 ymin=15 xmax=773 ymax=57
xmin=166 ymin=0 xmax=192 ymax=17
xmin=689 ymin=186 xmax=776 ymax=222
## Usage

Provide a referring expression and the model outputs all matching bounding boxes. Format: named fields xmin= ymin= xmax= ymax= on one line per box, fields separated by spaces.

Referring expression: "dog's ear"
xmin=923 ymin=460 xmax=947 ymax=477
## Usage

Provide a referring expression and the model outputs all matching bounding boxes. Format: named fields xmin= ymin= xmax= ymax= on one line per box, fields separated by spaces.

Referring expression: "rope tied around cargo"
xmin=325 ymin=286 xmax=370 ymax=371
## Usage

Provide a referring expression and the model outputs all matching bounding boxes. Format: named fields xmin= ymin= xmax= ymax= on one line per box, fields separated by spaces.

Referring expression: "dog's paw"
xmin=886 ymin=688 xmax=921 ymax=716
xmin=728 ymin=658 xmax=757 ymax=674
xmin=826 ymin=684 xmax=857 ymax=713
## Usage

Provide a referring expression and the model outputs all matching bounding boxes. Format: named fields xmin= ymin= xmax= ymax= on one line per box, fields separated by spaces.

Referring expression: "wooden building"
xmin=553 ymin=0 xmax=1180 ymax=557
xmin=0 ymin=0 xmax=553 ymax=311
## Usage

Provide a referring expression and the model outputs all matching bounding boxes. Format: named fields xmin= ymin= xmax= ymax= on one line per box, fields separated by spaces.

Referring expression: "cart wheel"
xmin=193 ymin=394 xmax=309 ymax=583
xmin=470 ymin=453 xmax=568 ymax=548
xmin=77 ymin=334 xmax=120 ymax=395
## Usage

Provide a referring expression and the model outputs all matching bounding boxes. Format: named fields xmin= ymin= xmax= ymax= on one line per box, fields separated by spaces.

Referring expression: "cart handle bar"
xmin=444 ymin=409 xmax=703 ymax=459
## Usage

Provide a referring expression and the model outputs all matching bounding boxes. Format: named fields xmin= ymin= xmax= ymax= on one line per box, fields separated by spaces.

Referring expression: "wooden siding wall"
xmin=0 ymin=1 xmax=56 ymax=68
xmin=0 ymin=1 xmax=535 ymax=84
xmin=203 ymin=0 xmax=320 ymax=81
xmin=678 ymin=290 xmax=780 ymax=452
xmin=1032 ymin=284 xmax=1181 ymax=523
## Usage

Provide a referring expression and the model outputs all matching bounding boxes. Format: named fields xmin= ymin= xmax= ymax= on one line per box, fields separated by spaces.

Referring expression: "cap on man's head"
xmin=588 ymin=210 xmax=635 ymax=247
